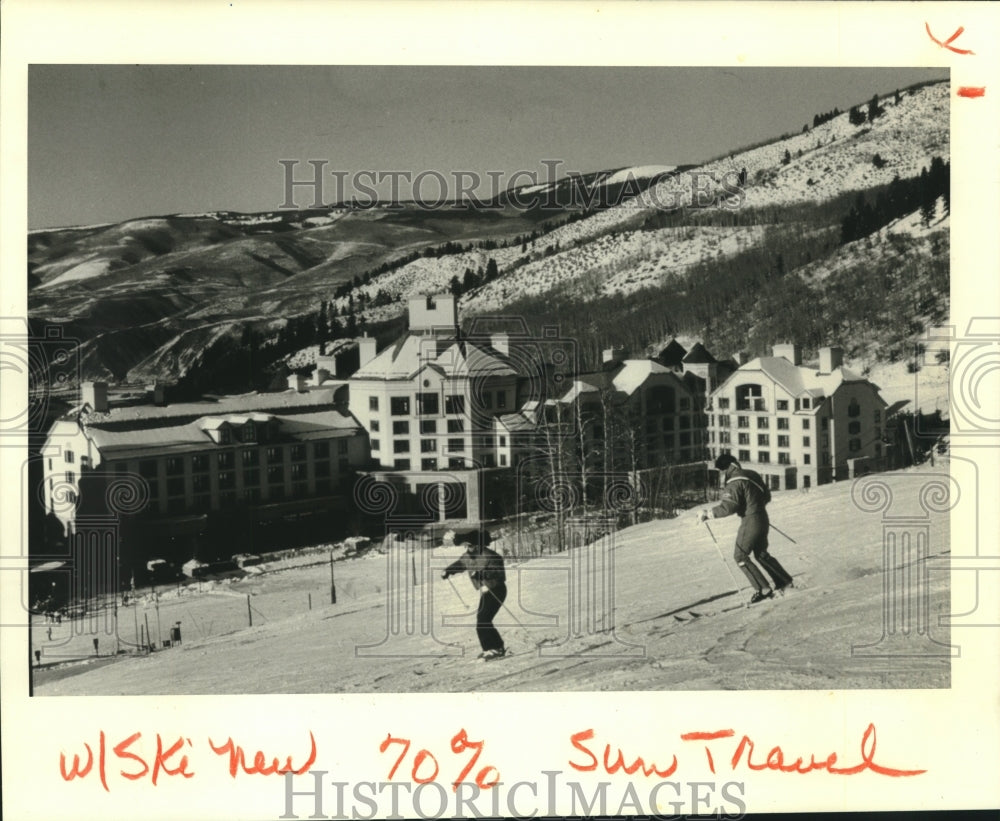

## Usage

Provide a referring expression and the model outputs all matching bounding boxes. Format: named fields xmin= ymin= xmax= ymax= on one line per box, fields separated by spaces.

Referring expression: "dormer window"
xmin=244 ymin=421 xmax=256 ymax=442
xmin=220 ymin=427 xmax=232 ymax=444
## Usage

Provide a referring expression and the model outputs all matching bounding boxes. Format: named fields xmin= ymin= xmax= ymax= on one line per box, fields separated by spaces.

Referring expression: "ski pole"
xmin=769 ymin=523 xmax=798 ymax=544
xmin=446 ymin=576 xmax=468 ymax=608
xmin=704 ymin=522 xmax=742 ymax=594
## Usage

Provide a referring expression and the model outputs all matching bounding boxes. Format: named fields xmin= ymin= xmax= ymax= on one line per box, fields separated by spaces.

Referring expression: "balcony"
xmin=735 ymin=399 xmax=768 ymax=412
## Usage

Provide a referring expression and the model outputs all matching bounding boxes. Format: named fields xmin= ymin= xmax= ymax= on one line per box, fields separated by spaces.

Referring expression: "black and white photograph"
xmin=24 ymin=64 xmax=953 ymax=694
xmin=2 ymin=3 xmax=998 ymax=820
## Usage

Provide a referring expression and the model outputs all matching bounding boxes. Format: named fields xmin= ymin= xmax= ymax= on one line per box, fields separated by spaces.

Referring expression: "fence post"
xmin=330 ymin=552 xmax=337 ymax=604
xmin=247 ymin=594 xmax=253 ymax=627
xmin=308 ymin=593 xmax=312 ymax=610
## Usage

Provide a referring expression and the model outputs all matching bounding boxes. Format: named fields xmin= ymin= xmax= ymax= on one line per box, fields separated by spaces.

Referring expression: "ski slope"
xmin=33 ymin=462 xmax=951 ymax=695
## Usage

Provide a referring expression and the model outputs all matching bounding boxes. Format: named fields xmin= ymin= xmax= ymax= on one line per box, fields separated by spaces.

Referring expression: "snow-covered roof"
xmin=353 ymin=335 xmax=516 ymax=380
xmin=612 ymin=360 xmax=676 ymax=396
xmin=725 ymin=356 xmax=880 ymax=402
xmin=86 ymin=410 xmax=361 ymax=460
xmin=77 ymin=388 xmax=339 ymax=426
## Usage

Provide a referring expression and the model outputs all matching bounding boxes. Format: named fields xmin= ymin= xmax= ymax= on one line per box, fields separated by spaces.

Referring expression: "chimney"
xmin=490 ymin=332 xmax=509 ymax=356
xmin=772 ymin=343 xmax=801 ymax=366
xmin=288 ymin=373 xmax=308 ymax=392
xmin=146 ymin=380 xmax=166 ymax=406
xmin=358 ymin=335 xmax=378 ymax=368
xmin=312 ymin=367 xmax=331 ymax=386
xmin=81 ymin=381 xmax=109 ymax=413
xmin=407 ymin=293 xmax=458 ymax=334
xmin=819 ymin=346 xmax=844 ymax=373
xmin=732 ymin=351 xmax=748 ymax=366
xmin=602 ymin=346 xmax=626 ymax=365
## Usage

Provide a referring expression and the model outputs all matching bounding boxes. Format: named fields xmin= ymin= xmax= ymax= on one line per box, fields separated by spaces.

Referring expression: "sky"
xmin=28 ymin=66 xmax=949 ymax=229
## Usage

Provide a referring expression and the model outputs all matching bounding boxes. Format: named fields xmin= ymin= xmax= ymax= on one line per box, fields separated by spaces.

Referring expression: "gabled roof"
xmin=612 ymin=359 xmax=678 ymax=396
xmin=682 ymin=342 xmax=717 ymax=364
xmin=721 ymin=356 xmax=882 ymax=404
xmin=352 ymin=335 xmax=517 ymax=380
xmin=656 ymin=339 xmax=688 ymax=367
xmin=496 ymin=411 xmax=538 ymax=433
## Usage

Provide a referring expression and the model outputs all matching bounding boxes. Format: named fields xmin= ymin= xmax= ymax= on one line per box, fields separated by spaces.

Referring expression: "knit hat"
xmin=714 ymin=453 xmax=739 ymax=472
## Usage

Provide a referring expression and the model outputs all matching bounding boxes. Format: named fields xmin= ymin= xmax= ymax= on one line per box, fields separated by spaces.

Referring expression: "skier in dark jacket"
xmin=442 ymin=529 xmax=507 ymax=659
xmin=696 ymin=454 xmax=794 ymax=604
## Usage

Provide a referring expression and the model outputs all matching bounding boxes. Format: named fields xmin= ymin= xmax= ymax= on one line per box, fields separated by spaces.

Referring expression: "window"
xmin=758 ymin=451 xmax=770 ymax=464
xmin=804 ymin=454 xmax=811 ymax=465
xmin=448 ymin=438 xmax=465 ymax=452
xmin=243 ymin=469 xmax=259 ymax=487
xmin=48 ymin=459 xmax=53 ymax=471
xmin=314 ymin=461 xmax=330 ymax=478
xmin=65 ymin=470 xmax=75 ymax=484
xmin=757 ymin=417 xmax=769 ymax=429
xmin=802 ymin=419 xmax=810 ymax=430
xmin=738 ymin=432 xmax=750 ymax=445
xmin=496 ymin=391 xmax=506 ymax=409
xmin=498 ymin=435 xmax=506 ymax=447
xmin=679 ymin=415 xmax=691 ymax=430
xmin=313 ymin=442 xmax=329 ymax=458
xmin=848 ymin=421 xmax=861 ymax=435
xmin=371 ymin=439 xmax=380 ymax=451
xmin=679 ymin=397 xmax=691 ymax=411
xmin=719 ymin=431 xmax=731 ymax=444
xmin=370 ymin=419 xmax=380 ymax=432
xmin=777 ymin=400 xmax=788 ymax=411
xmin=483 ymin=454 xmax=496 ymax=467
xmin=193 ymin=475 xmax=210 ymax=493
xmin=166 ymin=457 xmax=184 ymax=475
xmin=421 ymin=439 xmax=436 ymax=453
xmin=337 ymin=440 xmax=348 ymax=455
xmin=393 ymin=440 xmax=410 ymax=453
xmin=139 ymin=460 xmax=158 ymax=478
xmin=243 ymin=421 xmax=256 ymax=442
xmin=417 ymin=392 xmax=439 ymax=415
xmin=848 ymin=438 xmax=861 ymax=452
xmin=291 ymin=463 xmax=307 ymax=480
xmin=419 ymin=420 xmax=436 ymax=434
xmin=777 ymin=417 xmax=789 ymax=430
xmin=482 ymin=392 xmax=493 ymax=409
xmin=266 ymin=446 xmax=281 ymax=462
xmin=393 ymin=458 xmax=411 ymax=470
xmin=65 ymin=451 xmax=75 ymax=463
xmin=392 ymin=420 xmax=410 ymax=435
xmin=267 ymin=466 xmax=284 ymax=484
xmin=823 ymin=435 xmax=829 ymax=447
xmin=448 ymin=457 xmax=465 ymax=469
xmin=717 ymin=415 xmax=729 ymax=429
xmin=291 ymin=444 xmax=307 ymax=461
xmin=445 ymin=395 xmax=465 ymax=414
xmin=758 ymin=434 xmax=770 ymax=446
xmin=718 ymin=398 xmax=730 ymax=410
xmin=369 ymin=396 xmax=379 ymax=412
xmin=218 ymin=451 xmax=234 ymax=469
xmin=738 ymin=449 xmax=751 ymax=462
xmin=777 ymin=435 xmax=789 ymax=448
xmin=737 ymin=416 xmax=749 ymax=428
xmin=390 ymin=396 xmax=410 ymax=416
xmin=803 ymin=436 xmax=811 ymax=447
xmin=822 ymin=453 xmax=831 ymax=466
xmin=421 ymin=458 xmax=437 ymax=471
xmin=220 ymin=427 xmax=232 ymax=445
xmin=219 ymin=471 xmax=235 ymax=489
xmin=848 ymin=399 xmax=861 ymax=418
xmin=821 ymin=416 xmax=829 ymax=430
xmin=778 ymin=452 xmax=791 ymax=465
xmin=800 ymin=397 xmax=811 ymax=410
xmin=190 ymin=454 xmax=208 ymax=473
xmin=499 ymin=454 xmax=507 ymax=466
xmin=447 ymin=418 xmax=465 ymax=433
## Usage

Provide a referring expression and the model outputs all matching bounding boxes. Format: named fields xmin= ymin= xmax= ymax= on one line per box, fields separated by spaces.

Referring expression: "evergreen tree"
xmin=867 ymin=94 xmax=882 ymax=122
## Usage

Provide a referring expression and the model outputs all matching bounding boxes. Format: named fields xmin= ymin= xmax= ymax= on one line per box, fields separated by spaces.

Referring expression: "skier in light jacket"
xmin=442 ymin=529 xmax=507 ymax=659
xmin=696 ymin=454 xmax=794 ymax=604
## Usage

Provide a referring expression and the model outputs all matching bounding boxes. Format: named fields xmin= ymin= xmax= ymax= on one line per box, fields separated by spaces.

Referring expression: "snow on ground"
xmin=33 ymin=461 xmax=950 ymax=695
xmin=36 ymin=257 xmax=112 ymax=289
xmin=603 ymin=165 xmax=677 ymax=186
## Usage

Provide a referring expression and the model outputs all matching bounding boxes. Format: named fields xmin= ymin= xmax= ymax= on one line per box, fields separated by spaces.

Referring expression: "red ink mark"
xmin=925 ymin=22 xmax=975 ymax=55
xmin=59 ymin=743 xmax=94 ymax=782
xmin=98 ymin=730 xmax=109 ymax=792
xmin=568 ymin=729 xmax=678 ymax=778
xmin=681 ymin=729 xmax=736 ymax=774
xmin=728 ymin=723 xmax=925 ymax=776
xmin=209 ymin=732 xmax=316 ymax=778
xmin=113 ymin=732 xmax=150 ymax=781
xmin=381 ymin=731 xmax=500 ymax=790
xmin=957 ymin=86 xmax=986 ymax=98
xmin=151 ymin=736 xmax=196 ymax=785
xmin=450 ymin=729 xmax=499 ymax=791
